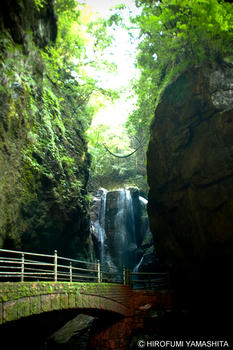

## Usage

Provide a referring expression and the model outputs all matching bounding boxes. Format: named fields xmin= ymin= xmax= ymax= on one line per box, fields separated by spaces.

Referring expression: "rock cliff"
xmin=0 ymin=0 xmax=93 ymax=260
xmin=147 ymin=62 xmax=233 ymax=329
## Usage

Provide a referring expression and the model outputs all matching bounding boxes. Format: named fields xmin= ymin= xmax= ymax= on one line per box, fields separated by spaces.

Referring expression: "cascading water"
xmin=91 ymin=188 xmax=152 ymax=273
xmin=114 ymin=190 xmax=127 ymax=264
xmin=99 ymin=189 xmax=107 ymax=263
xmin=91 ymin=188 xmax=107 ymax=264
xmin=126 ymin=189 xmax=136 ymax=245
xmin=133 ymin=255 xmax=144 ymax=273
xmin=113 ymin=189 xmax=137 ymax=269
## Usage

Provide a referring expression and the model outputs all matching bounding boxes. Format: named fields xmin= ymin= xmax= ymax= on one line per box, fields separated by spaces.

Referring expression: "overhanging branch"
xmin=103 ymin=142 xmax=142 ymax=158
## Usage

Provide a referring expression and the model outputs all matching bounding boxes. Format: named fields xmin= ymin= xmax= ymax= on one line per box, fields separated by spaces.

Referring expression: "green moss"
xmin=0 ymin=26 xmax=91 ymax=258
xmin=3 ymin=301 xmax=18 ymax=322
xmin=30 ymin=296 xmax=41 ymax=314
xmin=17 ymin=297 xmax=30 ymax=318
xmin=0 ymin=282 xmax=130 ymax=324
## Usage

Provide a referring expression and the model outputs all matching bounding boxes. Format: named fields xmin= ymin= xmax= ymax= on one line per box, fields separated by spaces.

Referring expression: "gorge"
xmin=0 ymin=0 xmax=233 ymax=349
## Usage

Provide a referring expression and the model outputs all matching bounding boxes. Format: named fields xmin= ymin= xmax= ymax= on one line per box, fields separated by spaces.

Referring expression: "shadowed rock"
xmin=147 ymin=62 xmax=233 ymax=328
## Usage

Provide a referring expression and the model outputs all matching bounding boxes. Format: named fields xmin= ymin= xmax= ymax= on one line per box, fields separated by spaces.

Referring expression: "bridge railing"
xmin=0 ymin=249 xmax=169 ymax=289
xmin=0 ymin=248 xmax=98 ymax=283
xmin=99 ymin=264 xmax=169 ymax=290
xmin=130 ymin=271 xmax=169 ymax=290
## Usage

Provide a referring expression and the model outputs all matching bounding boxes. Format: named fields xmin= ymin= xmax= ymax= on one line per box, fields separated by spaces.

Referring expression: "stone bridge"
xmin=0 ymin=282 xmax=172 ymax=325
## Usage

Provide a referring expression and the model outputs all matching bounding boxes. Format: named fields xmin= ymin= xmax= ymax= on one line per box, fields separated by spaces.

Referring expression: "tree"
xmin=135 ymin=0 xmax=233 ymax=98
xmin=128 ymin=0 xmax=233 ymax=136
xmin=125 ymin=0 xmax=233 ymax=192
xmin=87 ymin=124 xmax=147 ymax=190
xmin=41 ymin=0 xmax=119 ymax=132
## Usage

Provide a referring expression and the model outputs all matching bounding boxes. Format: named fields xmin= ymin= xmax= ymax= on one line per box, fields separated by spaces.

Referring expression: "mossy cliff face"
xmin=147 ymin=63 xmax=233 ymax=316
xmin=0 ymin=0 xmax=57 ymax=47
xmin=0 ymin=0 xmax=93 ymax=260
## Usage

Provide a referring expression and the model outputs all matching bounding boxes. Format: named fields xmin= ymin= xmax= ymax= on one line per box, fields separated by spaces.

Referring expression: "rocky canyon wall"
xmin=0 ymin=0 xmax=93 ymax=260
xmin=147 ymin=62 xmax=233 ymax=326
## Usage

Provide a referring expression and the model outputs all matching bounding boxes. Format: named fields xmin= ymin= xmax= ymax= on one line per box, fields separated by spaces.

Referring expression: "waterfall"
xmin=113 ymin=189 xmax=137 ymax=269
xmin=126 ymin=189 xmax=136 ymax=245
xmin=99 ymin=189 xmax=107 ymax=263
xmin=91 ymin=189 xmax=107 ymax=264
xmin=91 ymin=188 xmax=151 ymax=273
xmin=114 ymin=190 xmax=127 ymax=255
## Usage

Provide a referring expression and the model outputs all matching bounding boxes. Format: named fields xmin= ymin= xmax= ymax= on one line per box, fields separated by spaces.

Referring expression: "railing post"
xmin=69 ymin=262 xmax=72 ymax=282
xmin=97 ymin=260 xmax=101 ymax=283
xmin=21 ymin=253 xmax=24 ymax=282
xmin=127 ymin=269 xmax=132 ymax=286
xmin=54 ymin=250 xmax=57 ymax=282
xmin=123 ymin=267 xmax=126 ymax=285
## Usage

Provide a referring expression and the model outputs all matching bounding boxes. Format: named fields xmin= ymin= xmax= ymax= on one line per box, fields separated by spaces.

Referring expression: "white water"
xmin=133 ymin=255 xmax=144 ymax=273
xmin=99 ymin=189 xmax=107 ymax=263
xmin=113 ymin=189 xmax=137 ymax=268
xmin=139 ymin=196 xmax=148 ymax=205
xmin=114 ymin=190 xmax=128 ymax=265
xmin=92 ymin=188 xmax=149 ymax=271
xmin=92 ymin=189 xmax=107 ymax=264
xmin=126 ymin=189 xmax=136 ymax=245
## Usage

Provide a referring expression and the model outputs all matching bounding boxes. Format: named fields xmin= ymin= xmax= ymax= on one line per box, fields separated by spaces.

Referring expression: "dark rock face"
xmin=147 ymin=63 xmax=233 ymax=323
xmin=0 ymin=0 xmax=57 ymax=47
xmin=0 ymin=0 xmax=93 ymax=260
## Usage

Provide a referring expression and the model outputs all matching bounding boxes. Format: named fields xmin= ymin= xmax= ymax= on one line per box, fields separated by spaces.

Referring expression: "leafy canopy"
xmin=125 ymin=0 xmax=233 ymax=190
xmin=41 ymin=0 xmax=119 ymax=132
xmin=127 ymin=0 xmax=233 ymax=132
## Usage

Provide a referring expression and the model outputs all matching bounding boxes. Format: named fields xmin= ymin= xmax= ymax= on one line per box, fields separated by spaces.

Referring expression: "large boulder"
xmin=147 ymin=62 xmax=233 ymax=328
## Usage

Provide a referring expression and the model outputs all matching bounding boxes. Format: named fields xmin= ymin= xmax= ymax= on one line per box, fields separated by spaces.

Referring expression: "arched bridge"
xmin=0 ymin=249 xmax=172 ymax=325
xmin=0 ymin=282 xmax=172 ymax=325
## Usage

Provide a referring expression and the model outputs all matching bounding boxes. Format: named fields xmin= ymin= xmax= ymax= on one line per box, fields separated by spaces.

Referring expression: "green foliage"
xmin=34 ymin=0 xmax=46 ymax=11
xmin=134 ymin=0 xmax=233 ymax=99
xmin=28 ymin=0 xmax=121 ymax=195
xmin=128 ymin=1 xmax=233 ymax=135
xmin=40 ymin=0 xmax=119 ymax=133
xmin=87 ymin=124 xmax=147 ymax=190
xmin=125 ymin=0 xmax=233 ymax=192
xmin=85 ymin=3 xmax=149 ymax=192
xmin=139 ymin=0 xmax=232 ymax=67
xmin=0 ymin=0 xmax=123 ymax=251
xmin=126 ymin=76 xmax=155 ymax=137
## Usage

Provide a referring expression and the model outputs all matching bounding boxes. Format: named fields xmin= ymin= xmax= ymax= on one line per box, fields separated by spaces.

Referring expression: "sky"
xmin=83 ymin=0 xmax=140 ymax=129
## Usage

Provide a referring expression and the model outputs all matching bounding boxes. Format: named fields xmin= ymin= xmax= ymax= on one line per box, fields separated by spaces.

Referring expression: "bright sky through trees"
xmin=84 ymin=0 xmax=140 ymax=128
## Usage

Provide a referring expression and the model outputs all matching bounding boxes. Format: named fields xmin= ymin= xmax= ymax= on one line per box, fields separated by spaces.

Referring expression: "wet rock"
xmin=147 ymin=62 xmax=233 ymax=319
xmin=47 ymin=314 xmax=95 ymax=349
